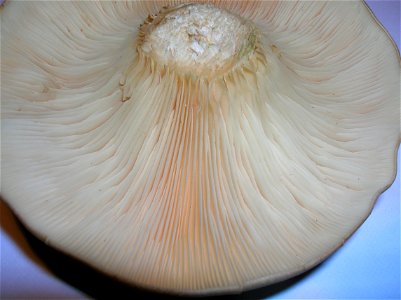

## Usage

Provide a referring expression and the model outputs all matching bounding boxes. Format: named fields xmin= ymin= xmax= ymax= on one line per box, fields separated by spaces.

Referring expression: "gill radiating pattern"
xmin=1 ymin=0 xmax=399 ymax=294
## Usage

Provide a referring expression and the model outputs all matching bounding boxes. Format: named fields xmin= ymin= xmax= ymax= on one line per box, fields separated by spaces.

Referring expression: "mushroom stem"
xmin=139 ymin=3 xmax=257 ymax=78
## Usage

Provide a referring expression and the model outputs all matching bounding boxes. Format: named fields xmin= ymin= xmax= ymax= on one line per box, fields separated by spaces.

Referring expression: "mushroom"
xmin=1 ymin=0 xmax=399 ymax=296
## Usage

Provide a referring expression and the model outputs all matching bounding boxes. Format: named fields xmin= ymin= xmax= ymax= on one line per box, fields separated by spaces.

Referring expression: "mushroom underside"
xmin=1 ymin=0 xmax=400 ymax=295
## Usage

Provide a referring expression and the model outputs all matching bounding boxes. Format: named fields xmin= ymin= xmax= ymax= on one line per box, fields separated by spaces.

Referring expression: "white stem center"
xmin=140 ymin=3 xmax=256 ymax=77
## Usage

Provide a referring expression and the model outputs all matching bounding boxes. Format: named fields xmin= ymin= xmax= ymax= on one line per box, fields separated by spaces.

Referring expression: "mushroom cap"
xmin=1 ymin=0 xmax=400 ymax=295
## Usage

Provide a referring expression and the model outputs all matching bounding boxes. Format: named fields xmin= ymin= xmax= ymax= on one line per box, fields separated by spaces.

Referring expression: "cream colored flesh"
xmin=1 ymin=1 xmax=400 ymax=295
xmin=140 ymin=4 xmax=256 ymax=77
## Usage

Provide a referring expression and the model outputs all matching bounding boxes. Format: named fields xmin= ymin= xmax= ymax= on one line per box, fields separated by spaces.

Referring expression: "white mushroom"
xmin=1 ymin=1 xmax=400 ymax=295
